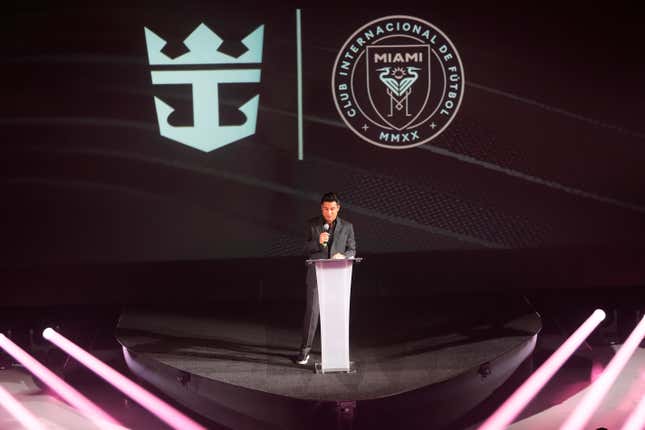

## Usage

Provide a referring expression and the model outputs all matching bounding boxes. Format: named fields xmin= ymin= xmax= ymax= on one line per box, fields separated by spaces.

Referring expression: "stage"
xmin=116 ymin=295 xmax=541 ymax=429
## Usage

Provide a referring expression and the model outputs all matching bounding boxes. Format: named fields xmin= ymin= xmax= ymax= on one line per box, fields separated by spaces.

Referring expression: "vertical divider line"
xmin=296 ymin=8 xmax=304 ymax=160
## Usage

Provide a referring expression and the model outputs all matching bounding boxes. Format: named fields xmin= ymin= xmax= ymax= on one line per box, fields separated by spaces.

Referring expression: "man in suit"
xmin=296 ymin=192 xmax=356 ymax=365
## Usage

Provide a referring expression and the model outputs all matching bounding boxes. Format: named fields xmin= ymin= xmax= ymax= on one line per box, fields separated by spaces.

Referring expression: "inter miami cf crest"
xmin=332 ymin=16 xmax=464 ymax=149
xmin=144 ymin=23 xmax=264 ymax=152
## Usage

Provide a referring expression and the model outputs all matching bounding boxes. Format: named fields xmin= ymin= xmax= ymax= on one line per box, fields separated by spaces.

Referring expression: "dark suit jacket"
xmin=304 ymin=216 xmax=356 ymax=260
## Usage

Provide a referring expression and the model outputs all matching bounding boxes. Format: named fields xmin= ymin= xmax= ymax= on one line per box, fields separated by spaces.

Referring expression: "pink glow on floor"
xmin=0 ymin=384 xmax=47 ymax=430
xmin=620 ymin=371 xmax=645 ymax=430
xmin=590 ymin=361 xmax=605 ymax=382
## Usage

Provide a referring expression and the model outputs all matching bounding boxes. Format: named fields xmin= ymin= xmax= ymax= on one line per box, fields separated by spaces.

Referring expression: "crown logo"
xmin=143 ymin=21 xmax=264 ymax=152
xmin=144 ymin=23 xmax=264 ymax=65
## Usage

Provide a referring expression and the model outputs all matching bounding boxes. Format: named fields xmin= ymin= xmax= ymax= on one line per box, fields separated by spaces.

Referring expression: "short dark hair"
xmin=320 ymin=192 xmax=340 ymax=205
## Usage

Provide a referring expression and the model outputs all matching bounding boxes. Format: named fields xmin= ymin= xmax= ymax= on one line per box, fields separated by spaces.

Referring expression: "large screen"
xmin=2 ymin=3 xmax=644 ymax=265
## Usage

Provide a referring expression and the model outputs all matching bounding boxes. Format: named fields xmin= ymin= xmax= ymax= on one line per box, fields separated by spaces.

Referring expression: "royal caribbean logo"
xmin=144 ymin=23 xmax=264 ymax=152
xmin=332 ymin=15 xmax=464 ymax=149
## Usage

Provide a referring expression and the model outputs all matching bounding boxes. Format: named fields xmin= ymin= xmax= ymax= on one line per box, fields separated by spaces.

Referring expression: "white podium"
xmin=306 ymin=257 xmax=361 ymax=373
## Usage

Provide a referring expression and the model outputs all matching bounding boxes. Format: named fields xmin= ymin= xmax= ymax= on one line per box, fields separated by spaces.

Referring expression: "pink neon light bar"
xmin=0 ymin=333 xmax=124 ymax=430
xmin=560 ymin=313 xmax=645 ymax=430
xmin=0 ymin=384 xmax=46 ymax=430
xmin=478 ymin=309 xmax=606 ymax=430
xmin=43 ymin=327 xmax=206 ymax=430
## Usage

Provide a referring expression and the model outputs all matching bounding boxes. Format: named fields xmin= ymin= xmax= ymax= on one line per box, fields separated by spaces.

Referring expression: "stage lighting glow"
xmin=478 ymin=309 xmax=606 ymax=430
xmin=621 ymin=384 xmax=645 ymax=430
xmin=0 ymin=333 xmax=123 ymax=430
xmin=560 ymin=313 xmax=645 ymax=430
xmin=43 ymin=327 xmax=206 ymax=430
xmin=0 ymin=385 xmax=46 ymax=430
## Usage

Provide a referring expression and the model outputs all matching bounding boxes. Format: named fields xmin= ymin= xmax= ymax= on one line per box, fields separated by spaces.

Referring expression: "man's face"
xmin=321 ymin=201 xmax=340 ymax=224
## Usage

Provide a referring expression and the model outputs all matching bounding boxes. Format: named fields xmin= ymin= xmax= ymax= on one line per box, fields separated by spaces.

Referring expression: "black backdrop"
xmin=1 ymin=3 xmax=644 ymax=304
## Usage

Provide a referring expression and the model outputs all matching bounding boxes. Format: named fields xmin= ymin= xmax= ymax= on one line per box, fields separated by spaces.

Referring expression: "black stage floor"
xmin=116 ymin=294 xmax=541 ymax=429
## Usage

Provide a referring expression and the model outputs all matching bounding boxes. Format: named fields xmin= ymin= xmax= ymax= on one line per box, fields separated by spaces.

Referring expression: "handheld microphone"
xmin=322 ymin=223 xmax=329 ymax=247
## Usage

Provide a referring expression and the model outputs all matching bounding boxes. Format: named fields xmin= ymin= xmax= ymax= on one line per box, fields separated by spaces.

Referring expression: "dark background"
xmin=1 ymin=3 xmax=644 ymax=305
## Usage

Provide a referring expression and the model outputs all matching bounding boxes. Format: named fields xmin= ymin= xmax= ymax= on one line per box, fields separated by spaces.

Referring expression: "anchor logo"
xmin=144 ymin=23 xmax=264 ymax=152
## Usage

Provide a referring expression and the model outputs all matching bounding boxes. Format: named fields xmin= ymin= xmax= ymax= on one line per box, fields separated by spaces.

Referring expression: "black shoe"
xmin=295 ymin=351 xmax=310 ymax=365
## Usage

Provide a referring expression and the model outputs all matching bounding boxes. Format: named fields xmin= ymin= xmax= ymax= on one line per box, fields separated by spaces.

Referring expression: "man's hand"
xmin=332 ymin=253 xmax=345 ymax=259
xmin=319 ymin=232 xmax=330 ymax=245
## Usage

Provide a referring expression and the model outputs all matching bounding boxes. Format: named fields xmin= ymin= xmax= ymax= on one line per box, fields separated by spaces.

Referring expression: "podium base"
xmin=314 ymin=361 xmax=356 ymax=374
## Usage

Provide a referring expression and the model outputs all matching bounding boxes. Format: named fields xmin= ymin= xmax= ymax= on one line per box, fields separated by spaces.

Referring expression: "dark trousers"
xmin=300 ymin=266 xmax=319 ymax=355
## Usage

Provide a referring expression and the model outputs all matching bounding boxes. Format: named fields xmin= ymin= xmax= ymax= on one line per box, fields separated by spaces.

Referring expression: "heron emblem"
xmin=376 ymin=66 xmax=420 ymax=117
xmin=366 ymin=44 xmax=431 ymax=131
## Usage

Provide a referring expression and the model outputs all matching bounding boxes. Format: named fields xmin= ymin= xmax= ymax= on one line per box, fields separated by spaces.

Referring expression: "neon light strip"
xmin=0 ymin=385 xmax=47 ymax=430
xmin=621 ymin=381 xmax=645 ymax=430
xmin=296 ymin=8 xmax=304 ymax=160
xmin=561 ymin=313 xmax=645 ymax=430
xmin=478 ymin=309 xmax=606 ymax=430
xmin=43 ymin=328 xmax=206 ymax=430
xmin=0 ymin=333 xmax=123 ymax=430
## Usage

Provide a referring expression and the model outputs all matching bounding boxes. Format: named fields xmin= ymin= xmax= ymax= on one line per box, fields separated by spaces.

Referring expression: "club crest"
xmin=366 ymin=45 xmax=430 ymax=131
xmin=332 ymin=16 xmax=464 ymax=149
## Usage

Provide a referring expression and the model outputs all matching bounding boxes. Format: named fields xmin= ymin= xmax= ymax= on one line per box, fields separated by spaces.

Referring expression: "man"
xmin=296 ymin=192 xmax=356 ymax=365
